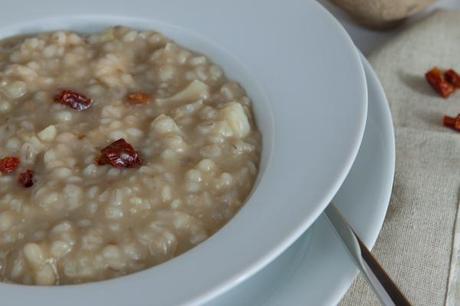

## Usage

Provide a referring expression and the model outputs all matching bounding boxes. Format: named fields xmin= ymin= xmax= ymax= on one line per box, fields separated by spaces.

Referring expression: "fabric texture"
xmin=340 ymin=10 xmax=460 ymax=306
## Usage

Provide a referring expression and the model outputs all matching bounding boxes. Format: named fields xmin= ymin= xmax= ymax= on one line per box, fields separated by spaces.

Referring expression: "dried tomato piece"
xmin=54 ymin=89 xmax=93 ymax=111
xmin=18 ymin=169 xmax=34 ymax=188
xmin=445 ymin=69 xmax=460 ymax=88
xmin=97 ymin=138 xmax=142 ymax=168
xmin=425 ymin=68 xmax=455 ymax=98
xmin=126 ymin=92 xmax=151 ymax=105
xmin=443 ymin=114 xmax=460 ymax=132
xmin=0 ymin=156 xmax=20 ymax=174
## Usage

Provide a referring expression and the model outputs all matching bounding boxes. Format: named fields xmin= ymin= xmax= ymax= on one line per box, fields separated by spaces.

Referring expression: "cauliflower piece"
xmin=151 ymin=114 xmax=180 ymax=135
xmin=220 ymin=102 xmax=251 ymax=138
xmin=157 ymin=80 xmax=209 ymax=104
xmin=38 ymin=125 xmax=57 ymax=142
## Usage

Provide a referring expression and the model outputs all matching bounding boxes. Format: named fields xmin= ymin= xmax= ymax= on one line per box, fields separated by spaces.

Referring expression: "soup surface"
xmin=0 ymin=26 xmax=261 ymax=285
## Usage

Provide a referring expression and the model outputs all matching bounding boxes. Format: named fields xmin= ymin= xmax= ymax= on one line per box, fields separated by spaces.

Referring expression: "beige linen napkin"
xmin=340 ymin=10 xmax=460 ymax=306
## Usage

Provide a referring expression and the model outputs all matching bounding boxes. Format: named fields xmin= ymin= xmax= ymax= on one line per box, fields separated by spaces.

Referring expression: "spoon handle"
xmin=325 ymin=204 xmax=411 ymax=306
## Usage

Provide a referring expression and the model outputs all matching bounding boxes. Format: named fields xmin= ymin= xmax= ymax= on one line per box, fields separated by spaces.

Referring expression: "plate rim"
xmin=319 ymin=54 xmax=395 ymax=305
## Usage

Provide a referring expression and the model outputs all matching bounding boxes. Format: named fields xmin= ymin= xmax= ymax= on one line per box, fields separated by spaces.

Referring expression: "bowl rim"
xmin=0 ymin=1 xmax=367 ymax=305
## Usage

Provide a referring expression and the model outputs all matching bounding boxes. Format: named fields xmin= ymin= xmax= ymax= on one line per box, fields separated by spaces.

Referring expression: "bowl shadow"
xmin=398 ymin=70 xmax=438 ymax=98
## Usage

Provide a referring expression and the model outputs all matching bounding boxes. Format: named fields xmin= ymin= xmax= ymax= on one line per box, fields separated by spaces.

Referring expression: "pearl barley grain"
xmin=0 ymin=101 xmax=11 ymax=113
xmin=4 ymin=81 xmax=27 ymax=99
xmin=55 ymin=111 xmax=73 ymax=122
xmin=23 ymin=243 xmax=45 ymax=268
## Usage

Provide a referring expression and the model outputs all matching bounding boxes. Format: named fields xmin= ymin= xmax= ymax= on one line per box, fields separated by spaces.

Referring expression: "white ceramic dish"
xmin=207 ymin=56 xmax=395 ymax=305
xmin=0 ymin=1 xmax=367 ymax=305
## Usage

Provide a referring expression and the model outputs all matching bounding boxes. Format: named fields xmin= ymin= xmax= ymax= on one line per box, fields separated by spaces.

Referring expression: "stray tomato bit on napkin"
xmin=97 ymin=138 xmax=143 ymax=169
xmin=443 ymin=114 xmax=460 ymax=132
xmin=54 ymin=89 xmax=93 ymax=111
xmin=0 ymin=157 xmax=20 ymax=174
xmin=425 ymin=67 xmax=455 ymax=98
xmin=445 ymin=69 xmax=460 ymax=88
xmin=18 ymin=169 xmax=34 ymax=188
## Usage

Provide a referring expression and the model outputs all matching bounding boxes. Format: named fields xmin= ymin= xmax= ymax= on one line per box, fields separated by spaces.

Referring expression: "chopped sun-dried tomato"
xmin=0 ymin=156 xmax=20 ymax=174
xmin=18 ymin=169 xmax=34 ymax=188
xmin=97 ymin=138 xmax=142 ymax=169
xmin=126 ymin=92 xmax=151 ymax=105
xmin=54 ymin=89 xmax=93 ymax=111
xmin=445 ymin=69 xmax=460 ymax=88
xmin=443 ymin=114 xmax=460 ymax=132
xmin=425 ymin=68 xmax=455 ymax=98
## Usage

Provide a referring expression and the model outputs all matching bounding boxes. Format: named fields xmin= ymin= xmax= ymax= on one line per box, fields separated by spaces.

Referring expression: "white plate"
xmin=207 ymin=56 xmax=395 ymax=305
xmin=0 ymin=1 xmax=367 ymax=305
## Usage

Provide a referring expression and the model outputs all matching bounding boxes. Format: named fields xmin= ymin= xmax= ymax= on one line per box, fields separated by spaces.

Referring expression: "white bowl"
xmin=0 ymin=1 xmax=367 ymax=305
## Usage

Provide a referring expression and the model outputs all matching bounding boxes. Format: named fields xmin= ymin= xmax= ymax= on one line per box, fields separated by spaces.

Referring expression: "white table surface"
xmin=317 ymin=0 xmax=460 ymax=55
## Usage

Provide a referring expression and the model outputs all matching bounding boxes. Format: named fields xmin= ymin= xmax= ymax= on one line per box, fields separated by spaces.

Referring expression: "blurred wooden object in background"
xmin=330 ymin=0 xmax=437 ymax=30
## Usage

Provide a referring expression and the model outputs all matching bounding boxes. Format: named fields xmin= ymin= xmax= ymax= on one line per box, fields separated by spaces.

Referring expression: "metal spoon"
xmin=325 ymin=203 xmax=411 ymax=306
